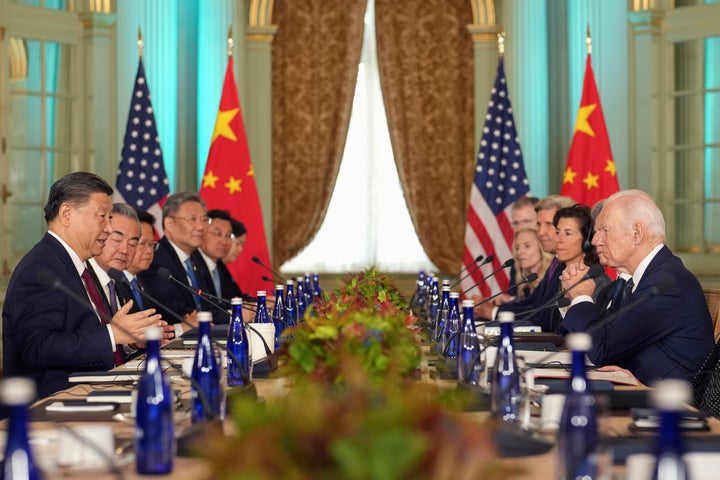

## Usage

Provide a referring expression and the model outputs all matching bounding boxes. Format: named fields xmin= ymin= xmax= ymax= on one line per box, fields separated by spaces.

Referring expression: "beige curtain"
xmin=271 ymin=0 xmax=368 ymax=266
xmin=375 ymin=0 xmax=475 ymax=273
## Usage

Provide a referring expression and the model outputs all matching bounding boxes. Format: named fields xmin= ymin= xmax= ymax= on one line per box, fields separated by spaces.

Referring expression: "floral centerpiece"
xmin=197 ymin=269 xmax=520 ymax=479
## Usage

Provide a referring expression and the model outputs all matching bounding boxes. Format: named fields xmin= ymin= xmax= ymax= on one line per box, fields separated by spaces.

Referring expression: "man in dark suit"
xmin=2 ymin=172 xmax=162 ymax=397
xmin=560 ymin=190 xmax=714 ymax=384
xmin=123 ymin=208 xmax=157 ymax=311
xmin=138 ymin=192 xmax=215 ymax=337
xmin=474 ymin=195 xmax=575 ymax=331
xmin=87 ymin=203 xmax=174 ymax=358
xmin=193 ymin=210 xmax=248 ymax=324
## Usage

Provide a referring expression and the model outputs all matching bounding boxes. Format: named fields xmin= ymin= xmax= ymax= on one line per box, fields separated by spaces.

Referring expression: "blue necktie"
xmin=212 ymin=267 xmax=222 ymax=297
xmin=130 ymin=277 xmax=145 ymax=310
xmin=184 ymin=258 xmax=202 ymax=310
xmin=608 ymin=277 xmax=627 ymax=312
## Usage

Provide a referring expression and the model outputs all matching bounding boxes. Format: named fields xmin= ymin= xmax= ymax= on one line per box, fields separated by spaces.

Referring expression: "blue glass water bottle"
xmin=303 ymin=274 xmax=314 ymax=311
xmin=411 ymin=271 xmax=426 ymax=309
xmin=434 ymin=284 xmax=451 ymax=348
xmin=0 ymin=377 xmax=39 ymax=480
xmin=272 ymin=284 xmax=285 ymax=348
xmin=136 ymin=326 xmax=175 ymax=474
xmin=191 ymin=311 xmax=221 ymax=423
xmin=253 ymin=291 xmax=271 ymax=323
xmin=227 ymin=297 xmax=251 ymax=387
xmin=284 ymin=279 xmax=298 ymax=329
xmin=312 ymin=273 xmax=322 ymax=299
xmin=557 ymin=333 xmax=598 ymax=479
xmin=650 ymin=379 xmax=690 ymax=480
xmin=444 ymin=292 xmax=461 ymax=358
xmin=428 ymin=277 xmax=440 ymax=328
xmin=491 ymin=311 xmax=521 ymax=422
xmin=295 ymin=276 xmax=307 ymax=321
xmin=457 ymin=299 xmax=481 ymax=385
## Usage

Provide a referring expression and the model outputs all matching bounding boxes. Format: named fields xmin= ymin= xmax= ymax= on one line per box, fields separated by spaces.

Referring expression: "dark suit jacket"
xmin=138 ymin=236 xmax=218 ymax=325
xmin=2 ymin=233 xmax=115 ymax=398
xmin=495 ymin=259 xmax=566 ymax=332
xmin=191 ymin=250 xmax=232 ymax=324
xmin=560 ymin=245 xmax=714 ymax=384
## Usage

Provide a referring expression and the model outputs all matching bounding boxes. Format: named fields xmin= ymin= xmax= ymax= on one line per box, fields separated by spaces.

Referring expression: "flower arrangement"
xmin=279 ymin=269 xmax=422 ymax=385
xmin=197 ymin=269 xmax=521 ymax=479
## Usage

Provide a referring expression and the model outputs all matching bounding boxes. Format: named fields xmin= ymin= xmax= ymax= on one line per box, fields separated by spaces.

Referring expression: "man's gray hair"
xmin=162 ymin=192 xmax=206 ymax=224
xmin=112 ymin=202 xmax=139 ymax=222
xmin=606 ymin=190 xmax=666 ymax=240
xmin=535 ymin=194 xmax=575 ymax=213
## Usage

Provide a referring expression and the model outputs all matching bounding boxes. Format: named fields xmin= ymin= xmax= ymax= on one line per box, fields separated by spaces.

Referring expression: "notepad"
xmin=86 ymin=390 xmax=133 ymax=404
xmin=45 ymin=401 xmax=116 ymax=413
xmin=68 ymin=371 xmax=142 ymax=383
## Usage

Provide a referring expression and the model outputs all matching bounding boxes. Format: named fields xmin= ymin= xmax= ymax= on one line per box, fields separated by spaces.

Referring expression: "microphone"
xmin=108 ymin=269 xmax=274 ymax=381
xmin=513 ymin=297 xmax=571 ymax=321
xmin=155 ymin=267 xmax=241 ymax=314
xmin=585 ymin=275 xmax=677 ymax=335
xmin=451 ymin=255 xmax=487 ymax=288
xmin=460 ymin=258 xmax=514 ymax=296
xmin=35 ymin=269 xmax=114 ymax=327
xmin=473 ymin=272 xmax=539 ymax=308
xmin=252 ymin=256 xmax=286 ymax=283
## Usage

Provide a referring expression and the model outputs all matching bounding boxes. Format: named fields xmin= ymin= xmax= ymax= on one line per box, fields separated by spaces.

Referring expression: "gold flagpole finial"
xmin=497 ymin=31 xmax=505 ymax=58
xmin=138 ymin=26 xmax=144 ymax=58
xmin=585 ymin=23 xmax=592 ymax=55
xmin=227 ymin=26 xmax=234 ymax=57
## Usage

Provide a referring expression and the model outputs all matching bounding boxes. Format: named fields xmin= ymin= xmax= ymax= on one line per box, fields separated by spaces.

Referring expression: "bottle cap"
xmin=450 ymin=292 xmax=460 ymax=298
xmin=197 ymin=311 xmax=213 ymax=323
xmin=442 ymin=279 xmax=450 ymax=286
xmin=286 ymin=279 xmax=294 ymax=286
xmin=275 ymin=284 xmax=284 ymax=291
xmin=257 ymin=290 xmax=266 ymax=297
xmin=651 ymin=379 xmax=691 ymax=411
xmin=461 ymin=299 xmax=474 ymax=308
xmin=497 ymin=311 xmax=514 ymax=323
xmin=566 ymin=333 xmax=592 ymax=352
xmin=145 ymin=326 xmax=162 ymax=341
xmin=231 ymin=297 xmax=242 ymax=305
xmin=297 ymin=276 xmax=304 ymax=282
xmin=0 ymin=377 xmax=36 ymax=405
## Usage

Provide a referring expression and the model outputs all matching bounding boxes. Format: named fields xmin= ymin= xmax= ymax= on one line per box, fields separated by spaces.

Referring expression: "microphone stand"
xmin=252 ymin=256 xmax=286 ymax=283
xmin=460 ymin=259 xmax=514 ymax=297
xmin=451 ymin=255 xmax=491 ymax=289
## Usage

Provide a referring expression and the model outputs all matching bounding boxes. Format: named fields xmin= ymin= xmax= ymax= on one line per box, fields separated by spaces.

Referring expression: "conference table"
xmin=7 ymin=341 xmax=720 ymax=480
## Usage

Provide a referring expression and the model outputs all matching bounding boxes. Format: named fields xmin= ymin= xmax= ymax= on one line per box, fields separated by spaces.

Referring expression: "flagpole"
xmin=497 ymin=31 xmax=505 ymax=58
xmin=138 ymin=26 xmax=143 ymax=58
xmin=585 ymin=24 xmax=592 ymax=55
xmin=227 ymin=26 xmax=234 ymax=58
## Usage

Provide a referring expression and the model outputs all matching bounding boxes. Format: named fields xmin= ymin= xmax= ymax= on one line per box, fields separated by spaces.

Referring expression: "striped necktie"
xmin=80 ymin=268 xmax=124 ymax=366
xmin=184 ymin=258 xmax=202 ymax=310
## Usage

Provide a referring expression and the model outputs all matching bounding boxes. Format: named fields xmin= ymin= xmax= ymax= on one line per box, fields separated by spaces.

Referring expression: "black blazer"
xmin=190 ymin=250 xmax=231 ymax=324
xmin=139 ymin=236 xmax=219 ymax=325
xmin=561 ymin=246 xmax=714 ymax=384
xmin=2 ymin=233 xmax=115 ymax=398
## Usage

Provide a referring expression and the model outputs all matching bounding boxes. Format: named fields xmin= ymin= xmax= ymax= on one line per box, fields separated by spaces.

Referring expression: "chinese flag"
xmin=200 ymin=57 xmax=273 ymax=296
xmin=560 ymin=54 xmax=619 ymax=207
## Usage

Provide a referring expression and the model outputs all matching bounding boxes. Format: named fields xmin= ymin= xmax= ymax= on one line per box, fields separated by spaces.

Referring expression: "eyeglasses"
xmin=137 ymin=240 xmax=159 ymax=251
xmin=168 ymin=215 xmax=210 ymax=225
xmin=207 ymin=230 xmax=234 ymax=240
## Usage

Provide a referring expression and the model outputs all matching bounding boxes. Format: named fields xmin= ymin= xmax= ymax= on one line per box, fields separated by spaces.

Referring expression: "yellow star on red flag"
xmin=211 ymin=107 xmax=239 ymax=143
xmin=574 ymin=104 xmax=597 ymax=137
xmin=224 ymin=176 xmax=242 ymax=194
xmin=582 ymin=172 xmax=599 ymax=190
xmin=603 ymin=159 xmax=616 ymax=177
xmin=563 ymin=167 xmax=577 ymax=185
xmin=202 ymin=170 xmax=219 ymax=189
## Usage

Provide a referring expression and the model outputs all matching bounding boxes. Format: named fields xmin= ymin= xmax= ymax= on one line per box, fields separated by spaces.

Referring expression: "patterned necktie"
xmin=130 ymin=277 xmax=145 ymax=310
xmin=184 ymin=258 xmax=202 ymax=310
xmin=608 ymin=277 xmax=627 ymax=312
xmin=212 ymin=267 xmax=222 ymax=297
xmin=80 ymin=268 xmax=124 ymax=366
xmin=107 ymin=280 xmax=118 ymax=314
xmin=622 ymin=278 xmax=635 ymax=307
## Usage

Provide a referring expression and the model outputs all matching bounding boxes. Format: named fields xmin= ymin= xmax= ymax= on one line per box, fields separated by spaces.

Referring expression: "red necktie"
xmin=80 ymin=268 xmax=125 ymax=366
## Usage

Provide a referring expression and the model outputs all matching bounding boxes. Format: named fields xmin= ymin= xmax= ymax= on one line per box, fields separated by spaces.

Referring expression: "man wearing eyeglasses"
xmin=87 ymin=204 xmax=174 ymax=358
xmin=196 ymin=210 xmax=244 ymax=303
xmin=139 ymin=192 xmax=214 ymax=337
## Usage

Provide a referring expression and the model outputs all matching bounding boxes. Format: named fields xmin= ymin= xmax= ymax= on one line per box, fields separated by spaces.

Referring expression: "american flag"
xmin=460 ymin=58 xmax=530 ymax=298
xmin=115 ymin=58 xmax=170 ymax=235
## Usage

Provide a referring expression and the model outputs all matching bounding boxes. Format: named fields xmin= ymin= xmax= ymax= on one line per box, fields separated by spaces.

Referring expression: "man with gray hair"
xmin=139 ymin=192 xmax=213 ymax=337
xmin=560 ymin=189 xmax=713 ymax=384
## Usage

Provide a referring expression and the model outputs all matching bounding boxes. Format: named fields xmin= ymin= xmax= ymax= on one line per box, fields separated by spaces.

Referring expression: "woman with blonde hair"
xmin=511 ymin=227 xmax=553 ymax=299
